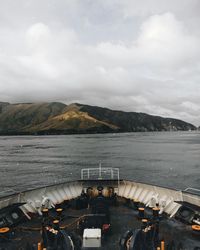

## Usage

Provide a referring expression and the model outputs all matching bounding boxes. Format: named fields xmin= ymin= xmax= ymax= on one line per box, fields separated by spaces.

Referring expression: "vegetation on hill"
xmin=0 ymin=102 xmax=196 ymax=135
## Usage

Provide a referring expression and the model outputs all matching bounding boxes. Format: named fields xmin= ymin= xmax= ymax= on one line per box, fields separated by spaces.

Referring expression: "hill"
xmin=0 ymin=102 xmax=196 ymax=135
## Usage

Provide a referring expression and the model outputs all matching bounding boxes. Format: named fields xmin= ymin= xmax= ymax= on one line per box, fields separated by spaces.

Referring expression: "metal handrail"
xmin=182 ymin=187 xmax=200 ymax=200
xmin=81 ymin=166 xmax=120 ymax=181
xmin=0 ymin=188 xmax=18 ymax=195
xmin=183 ymin=187 xmax=200 ymax=193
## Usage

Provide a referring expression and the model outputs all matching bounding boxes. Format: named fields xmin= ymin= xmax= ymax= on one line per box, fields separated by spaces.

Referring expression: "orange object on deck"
xmin=42 ymin=208 xmax=49 ymax=217
xmin=42 ymin=208 xmax=48 ymax=212
xmin=53 ymin=219 xmax=60 ymax=230
xmin=191 ymin=225 xmax=200 ymax=231
xmin=56 ymin=208 xmax=63 ymax=216
xmin=138 ymin=207 xmax=144 ymax=211
xmin=161 ymin=240 xmax=165 ymax=250
xmin=56 ymin=208 xmax=63 ymax=212
xmin=138 ymin=207 xmax=145 ymax=218
xmin=141 ymin=219 xmax=148 ymax=223
xmin=0 ymin=227 xmax=10 ymax=233
xmin=53 ymin=219 xmax=59 ymax=224
xmin=37 ymin=242 xmax=42 ymax=250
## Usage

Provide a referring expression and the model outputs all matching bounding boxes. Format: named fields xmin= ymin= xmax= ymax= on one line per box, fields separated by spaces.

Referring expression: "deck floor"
xmin=0 ymin=200 xmax=199 ymax=249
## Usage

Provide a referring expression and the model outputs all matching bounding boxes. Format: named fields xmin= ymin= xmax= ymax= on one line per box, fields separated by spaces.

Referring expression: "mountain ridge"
xmin=0 ymin=102 xmax=196 ymax=135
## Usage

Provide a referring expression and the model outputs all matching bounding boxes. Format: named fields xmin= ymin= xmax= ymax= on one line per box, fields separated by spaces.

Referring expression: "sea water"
xmin=0 ymin=131 xmax=199 ymax=197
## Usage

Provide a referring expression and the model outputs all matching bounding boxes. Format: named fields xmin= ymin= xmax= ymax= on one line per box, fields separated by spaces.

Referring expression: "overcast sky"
xmin=0 ymin=0 xmax=200 ymax=125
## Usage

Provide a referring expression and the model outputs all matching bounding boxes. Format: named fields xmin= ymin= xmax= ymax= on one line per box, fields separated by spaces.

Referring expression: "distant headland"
xmin=0 ymin=102 xmax=196 ymax=135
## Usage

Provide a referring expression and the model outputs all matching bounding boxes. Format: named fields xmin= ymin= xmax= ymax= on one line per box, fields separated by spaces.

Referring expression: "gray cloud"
xmin=0 ymin=0 xmax=200 ymax=125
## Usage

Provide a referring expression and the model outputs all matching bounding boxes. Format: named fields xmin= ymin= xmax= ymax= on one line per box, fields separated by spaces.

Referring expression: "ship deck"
xmin=0 ymin=198 xmax=199 ymax=250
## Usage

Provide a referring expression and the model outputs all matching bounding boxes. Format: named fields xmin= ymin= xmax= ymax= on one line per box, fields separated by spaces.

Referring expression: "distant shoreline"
xmin=0 ymin=129 xmax=198 ymax=137
xmin=0 ymin=102 xmax=197 ymax=135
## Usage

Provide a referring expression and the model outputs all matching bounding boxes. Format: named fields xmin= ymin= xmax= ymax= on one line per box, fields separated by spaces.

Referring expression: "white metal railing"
xmin=183 ymin=187 xmax=200 ymax=194
xmin=0 ymin=188 xmax=18 ymax=197
xmin=81 ymin=166 xmax=119 ymax=181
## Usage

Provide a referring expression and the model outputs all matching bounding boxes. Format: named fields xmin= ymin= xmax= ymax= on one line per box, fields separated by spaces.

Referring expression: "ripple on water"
xmin=0 ymin=132 xmax=200 ymax=194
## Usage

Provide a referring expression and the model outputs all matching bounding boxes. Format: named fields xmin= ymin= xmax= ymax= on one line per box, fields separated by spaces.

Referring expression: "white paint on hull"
xmin=0 ymin=180 xmax=199 ymax=218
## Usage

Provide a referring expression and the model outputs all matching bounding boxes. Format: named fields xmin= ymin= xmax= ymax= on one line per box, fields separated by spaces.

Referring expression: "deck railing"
xmin=183 ymin=187 xmax=200 ymax=195
xmin=81 ymin=166 xmax=120 ymax=182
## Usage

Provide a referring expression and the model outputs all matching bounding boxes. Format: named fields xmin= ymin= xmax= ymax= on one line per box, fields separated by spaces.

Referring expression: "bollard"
xmin=157 ymin=248 xmax=161 ymax=250
xmin=56 ymin=208 xmax=63 ymax=217
xmin=141 ymin=219 xmax=148 ymax=229
xmin=142 ymin=218 xmax=148 ymax=224
xmin=0 ymin=227 xmax=10 ymax=240
xmin=152 ymin=207 xmax=160 ymax=218
xmin=191 ymin=225 xmax=200 ymax=231
xmin=133 ymin=199 xmax=139 ymax=209
xmin=42 ymin=208 xmax=49 ymax=218
xmin=161 ymin=240 xmax=165 ymax=250
xmin=53 ymin=220 xmax=60 ymax=230
xmin=138 ymin=207 xmax=145 ymax=218
xmin=191 ymin=225 xmax=200 ymax=237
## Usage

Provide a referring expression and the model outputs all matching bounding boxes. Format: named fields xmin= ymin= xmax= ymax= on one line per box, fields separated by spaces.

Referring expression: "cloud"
xmin=117 ymin=0 xmax=200 ymax=19
xmin=0 ymin=1 xmax=200 ymax=125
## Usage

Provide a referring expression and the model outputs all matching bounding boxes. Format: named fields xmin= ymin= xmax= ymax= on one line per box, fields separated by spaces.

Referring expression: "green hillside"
xmin=0 ymin=102 xmax=196 ymax=135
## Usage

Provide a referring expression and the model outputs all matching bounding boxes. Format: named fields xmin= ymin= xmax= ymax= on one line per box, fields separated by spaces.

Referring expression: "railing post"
xmin=117 ymin=169 xmax=120 ymax=187
xmin=99 ymin=162 xmax=102 ymax=179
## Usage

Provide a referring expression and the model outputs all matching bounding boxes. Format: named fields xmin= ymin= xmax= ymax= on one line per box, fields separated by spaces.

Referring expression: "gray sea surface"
xmin=0 ymin=132 xmax=199 ymax=197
